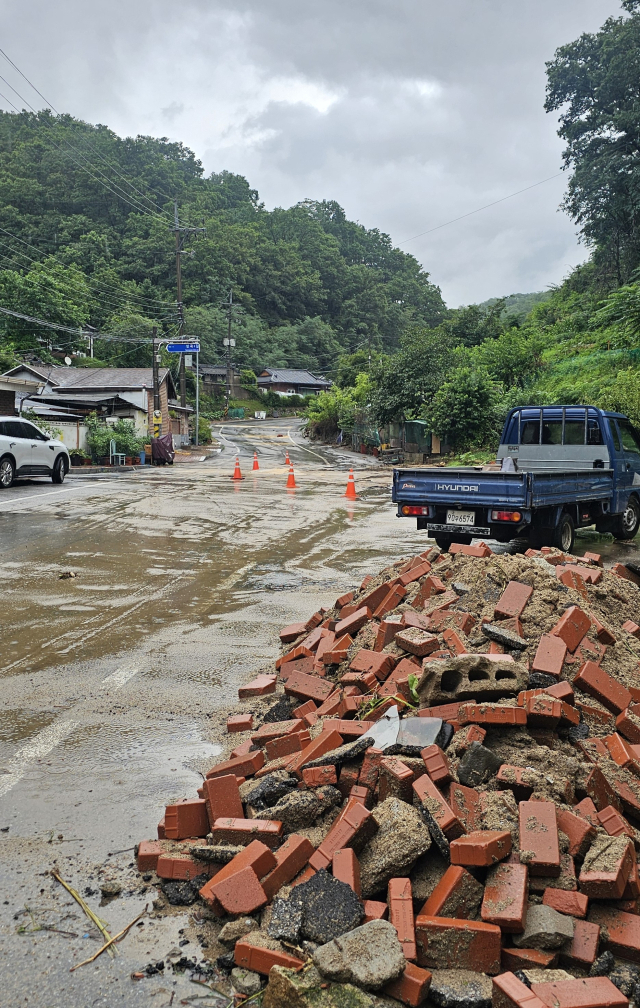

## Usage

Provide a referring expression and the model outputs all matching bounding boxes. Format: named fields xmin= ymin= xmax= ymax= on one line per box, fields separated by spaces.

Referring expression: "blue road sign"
xmin=166 ymin=341 xmax=200 ymax=353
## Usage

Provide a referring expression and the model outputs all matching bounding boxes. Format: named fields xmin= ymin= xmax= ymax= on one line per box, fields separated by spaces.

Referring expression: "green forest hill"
xmin=2 ymin=0 xmax=640 ymax=449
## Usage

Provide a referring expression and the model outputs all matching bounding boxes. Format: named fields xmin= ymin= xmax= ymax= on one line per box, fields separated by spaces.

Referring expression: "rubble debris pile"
xmin=135 ymin=543 xmax=640 ymax=1006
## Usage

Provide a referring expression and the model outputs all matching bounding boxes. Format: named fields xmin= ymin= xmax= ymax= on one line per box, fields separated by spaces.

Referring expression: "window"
xmin=3 ymin=421 xmax=27 ymax=438
xmin=587 ymin=420 xmax=603 ymax=445
xmin=20 ymin=421 xmax=48 ymax=441
xmin=564 ymin=422 xmax=585 ymax=446
xmin=618 ymin=421 xmax=640 ymax=455
xmin=520 ymin=420 xmax=540 ymax=444
xmin=540 ymin=421 xmax=562 ymax=445
xmin=610 ymin=420 xmax=622 ymax=451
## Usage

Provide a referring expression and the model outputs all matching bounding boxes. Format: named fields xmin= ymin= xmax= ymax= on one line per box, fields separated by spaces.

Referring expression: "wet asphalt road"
xmin=0 ymin=418 xmax=638 ymax=1007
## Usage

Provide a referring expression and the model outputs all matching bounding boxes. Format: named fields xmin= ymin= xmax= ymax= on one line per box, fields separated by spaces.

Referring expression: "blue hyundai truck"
xmin=392 ymin=406 xmax=640 ymax=553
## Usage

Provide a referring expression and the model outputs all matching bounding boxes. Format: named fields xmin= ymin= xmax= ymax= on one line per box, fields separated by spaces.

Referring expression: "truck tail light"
xmin=491 ymin=510 xmax=522 ymax=522
xmin=401 ymin=505 xmax=430 ymax=516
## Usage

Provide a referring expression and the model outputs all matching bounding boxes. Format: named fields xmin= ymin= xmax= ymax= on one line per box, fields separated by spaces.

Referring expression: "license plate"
xmin=446 ymin=510 xmax=475 ymax=526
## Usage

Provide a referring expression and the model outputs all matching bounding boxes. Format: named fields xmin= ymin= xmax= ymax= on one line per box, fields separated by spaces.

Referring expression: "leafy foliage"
xmin=85 ymin=413 xmax=145 ymax=457
xmin=425 ymin=367 xmax=504 ymax=450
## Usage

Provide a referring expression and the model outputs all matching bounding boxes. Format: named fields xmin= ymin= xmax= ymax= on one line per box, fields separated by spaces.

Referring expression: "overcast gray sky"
xmin=0 ymin=0 xmax=624 ymax=306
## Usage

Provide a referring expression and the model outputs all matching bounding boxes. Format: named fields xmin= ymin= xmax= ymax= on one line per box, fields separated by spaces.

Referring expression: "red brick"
xmin=383 ymin=962 xmax=432 ymax=1007
xmin=289 ymin=865 xmax=316 ymax=888
xmin=556 ymin=808 xmax=597 ymax=858
xmin=300 ymin=626 xmax=328 ymax=652
xmin=164 ymin=798 xmax=209 ymax=840
xmin=374 ymin=585 xmax=410 ymax=619
xmin=379 ymin=756 xmax=415 ymax=803
xmin=531 ymin=977 xmax=627 ymax=1008
xmin=239 ymin=674 xmax=277 ymax=698
xmin=615 ymin=779 xmax=640 ymax=818
xmin=419 ymin=745 xmax=451 ymax=786
xmin=531 ymin=634 xmax=567 ymax=678
xmin=481 ymin=862 xmax=528 ymax=933
xmin=542 ymin=887 xmax=588 ymax=918
xmin=558 ymin=567 xmax=589 ymax=596
xmin=419 ymin=702 xmax=463 ymax=721
xmin=322 ymin=634 xmax=353 ymax=665
xmin=265 ymin=730 xmax=311 ymax=761
xmin=349 ymin=785 xmax=372 ymax=808
xmin=623 ymin=620 xmax=640 ymax=638
xmin=350 ymin=649 xmax=398 ymax=680
xmin=501 ymin=949 xmax=559 ymax=972
xmin=441 ymin=628 xmax=466 ymax=655
xmin=421 ymin=865 xmax=481 ymax=919
xmin=280 ymin=622 xmax=307 ymax=643
xmin=617 ymin=708 xmax=640 ymax=744
xmin=315 ymin=691 xmax=344 ymax=717
xmin=332 ymin=848 xmax=361 ymax=896
xmin=415 ymin=915 xmax=501 ymax=973
xmin=287 ymin=728 xmax=344 ymax=778
xmin=413 ymin=774 xmax=465 ymax=840
xmin=394 ymin=627 xmax=440 ymax=657
xmin=358 ymin=747 xmax=383 ymax=793
xmin=334 ymin=606 xmax=372 ymax=637
xmin=338 ymin=763 xmax=361 ymax=798
xmin=206 ymin=749 xmax=265 ymax=780
xmin=598 ymin=804 xmax=636 ymax=839
xmin=525 ymin=695 xmax=564 ymax=728
xmin=261 ymin=833 xmax=314 ymax=901
xmin=374 ymin=617 xmax=404 ymax=651
xmin=199 ymin=840 xmax=277 ymax=909
xmin=227 ymin=714 xmax=253 ymax=733
xmin=579 ymin=836 xmax=634 ymax=898
xmin=550 ymin=606 xmax=592 ymax=652
xmin=589 ymin=905 xmax=640 ymax=961
xmin=494 ymin=581 xmax=533 ymax=619
xmin=252 ymin=719 xmax=306 ymax=744
xmin=210 ymin=817 xmax=283 ymax=849
xmin=363 ymin=899 xmax=388 ymax=923
xmin=413 ymin=575 xmax=447 ymax=607
xmin=309 ymin=798 xmax=377 ymax=870
xmin=605 ymin=732 xmax=640 ymax=775
xmin=449 ymin=783 xmax=483 ymax=832
xmin=234 ymin=941 xmax=304 ymax=974
xmin=336 ymin=591 xmax=355 ymax=609
xmin=457 ymin=703 xmax=527 ymax=727
xmin=369 ymin=695 xmax=410 ymax=721
xmin=450 ymin=725 xmax=487 ymax=753
xmin=518 ymin=801 xmax=560 ymax=877
xmin=156 ymin=854 xmax=213 ymax=880
xmin=558 ymin=563 xmax=604 ymax=585
xmin=157 ymin=818 xmax=165 ymax=839
xmin=492 ymin=972 xmax=548 ymax=1008
xmin=136 ymin=839 xmax=165 ymax=871
xmin=612 ymin=563 xmax=640 ymax=586
xmin=421 ymin=589 xmax=459 ymax=616
xmin=398 ymin=561 xmax=432 ymax=586
xmin=389 ymin=877 xmax=417 ymax=961
xmin=284 ymin=671 xmax=335 ymax=704
xmin=448 ymin=542 xmax=492 ymax=557
xmin=279 ymin=656 xmax=315 ymax=680
xmin=450 ymin=830 xmax=512 ymax=867
xmin=402 ymin=610 xmax=432 ymax=631
xmin=573 ymin=661 xmax=632 ymax=714
xmin=495 ymin=764 xmax=536 ymax=802
xmin=590 ymin=616 xmax=616 ymax=645
xmin=313 ymin=632 xmax=336 ymax=665
xmin=202 ymin=774 xmax=244 ymax=825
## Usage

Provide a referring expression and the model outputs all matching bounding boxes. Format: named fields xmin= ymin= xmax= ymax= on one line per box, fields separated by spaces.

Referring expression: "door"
xmin=19 ymin=420 xmax=52 ymax=474
xmin=1 ymin=420 xmax=33 ymax=473
xmin=616 ymin=419 xmax=640 ymax=499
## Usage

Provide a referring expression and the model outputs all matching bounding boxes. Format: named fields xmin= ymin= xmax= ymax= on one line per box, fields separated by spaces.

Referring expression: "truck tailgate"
xmin=392 ymin=468 xmax=529 ymax=507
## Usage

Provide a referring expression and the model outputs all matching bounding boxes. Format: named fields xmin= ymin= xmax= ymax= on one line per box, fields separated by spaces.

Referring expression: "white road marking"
xmin=0 ymin=720 xmax=79 ymax=797
xmin=101 ymin=666 xmax=139 ymax=688
xmin=0 ymin=487 xmax=75 ymax=510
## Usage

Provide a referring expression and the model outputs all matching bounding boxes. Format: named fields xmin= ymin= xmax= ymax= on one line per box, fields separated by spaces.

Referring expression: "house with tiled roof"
xmin=257 ymin=368 xmax=332 ymax=396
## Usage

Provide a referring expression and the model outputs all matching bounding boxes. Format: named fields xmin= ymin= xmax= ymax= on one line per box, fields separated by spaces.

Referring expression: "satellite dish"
xmin=64 ymin=356 xmax=72 ymax=365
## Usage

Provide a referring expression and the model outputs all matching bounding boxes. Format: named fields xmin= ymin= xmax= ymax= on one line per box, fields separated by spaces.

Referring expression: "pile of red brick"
xmin=135 ymin=542 xmax=640 ymax=1007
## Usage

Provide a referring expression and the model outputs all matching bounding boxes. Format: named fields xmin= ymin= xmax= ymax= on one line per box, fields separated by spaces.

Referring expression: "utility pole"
xmin=172 ymin=200 xmax=205 ymax=409
xmin=222 ymin=289 xmax=236 ymax=415
xmin=152 ymin=325 xmax=161 ymax=437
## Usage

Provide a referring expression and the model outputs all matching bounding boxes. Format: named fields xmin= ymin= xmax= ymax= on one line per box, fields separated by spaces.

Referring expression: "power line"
xmin=397 ymin=174 xmax=564 ymax=245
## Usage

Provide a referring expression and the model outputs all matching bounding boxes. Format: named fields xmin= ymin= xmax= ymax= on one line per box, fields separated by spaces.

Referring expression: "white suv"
xmin=0 ymin=417 xmax=70 ymax=488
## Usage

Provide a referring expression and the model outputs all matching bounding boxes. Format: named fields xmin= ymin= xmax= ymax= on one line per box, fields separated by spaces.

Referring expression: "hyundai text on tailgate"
xmin=392 ymin=406 xmax=640 ymax=553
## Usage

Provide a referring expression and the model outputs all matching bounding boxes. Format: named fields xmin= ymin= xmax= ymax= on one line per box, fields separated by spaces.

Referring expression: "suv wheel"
xmin=52 ymin=456 xmax=67 ymax=484
xmin=0 ymin=456 xmax=15 ymax=488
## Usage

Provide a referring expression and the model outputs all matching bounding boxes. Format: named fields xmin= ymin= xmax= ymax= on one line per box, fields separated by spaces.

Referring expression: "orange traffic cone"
xmin=252 ymin=452 xmax=259 ymax=471
xmin=231 ymin=456 xmax=243 ymax=480
xmin=286 ymin=465 xmax=296 ymax=489
xmin=285 ymin=450 xmax=291 ymax=465
xmin=344 ymin=468 xmax=357 ymax=499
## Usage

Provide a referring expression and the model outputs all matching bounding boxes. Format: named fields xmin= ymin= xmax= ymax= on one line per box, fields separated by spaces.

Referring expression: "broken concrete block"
xmin=512 ymin=904 xmax=575 ymax=950
xmin=267 ymin=896 xmax=304 ymax=942
xmin=285 ymin=868 xmax=365 ymax=944
xmin=358 ymin=797 xmax=432 ymax=898
xmin=300 ymin=734 xmax=373 ymax=771
xmin=417 ymin=654 xmax=527 ymax=706
xmin=429 ymin=969 xmax=493 ymax=1008
xmin=231 ymin=967 xmax=262 ymax=996
xmin=263 ymin=965 xmax=375 ymax=1008
xmin=239 ymin=770 xmax=296 ymax=811
xmin=266 ymin=785 xmax=342 ymax=832
xmin=456 ymin=742 xmax=502 ymax=788
xmin=313 ymin=919 xmax=406 ymax=990
xmin=481 ymin=623 xmax=528 ymax=650
xmin=218 ymin=917 xmax=258 ymax=946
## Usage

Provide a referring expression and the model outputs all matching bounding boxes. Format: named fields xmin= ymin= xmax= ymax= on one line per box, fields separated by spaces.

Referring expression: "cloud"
xmin=0 ymin=0 xmax=623 ymax=304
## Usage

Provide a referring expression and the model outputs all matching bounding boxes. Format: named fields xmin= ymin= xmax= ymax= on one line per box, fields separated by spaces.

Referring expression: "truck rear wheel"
xmin=611 ymin=496 xmax=640 ymax=541
xmin=553 ymin=513 xmax=575 ymax=553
